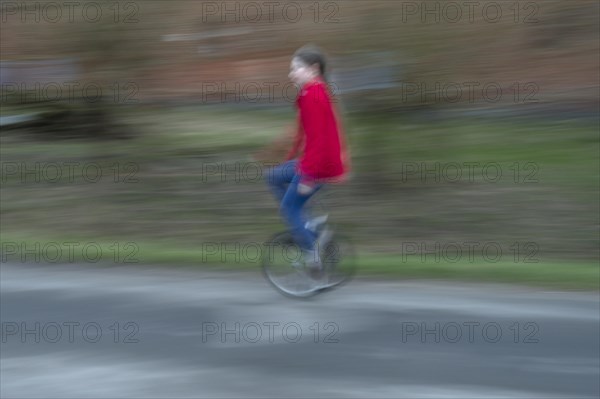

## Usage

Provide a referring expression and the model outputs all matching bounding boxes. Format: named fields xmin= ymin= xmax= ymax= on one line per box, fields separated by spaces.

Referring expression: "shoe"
xmin=316 ymin=227 xmax=333 ymax=251
xmin=305 ymin=215 xmax=328 ymax=232
xmin=303 ymin=249 xmax=322 ymax=270
xmin=291 ymin=247 xmax=322 ymax=271
xmin=303 ymin=227 xmax=333 ymax=269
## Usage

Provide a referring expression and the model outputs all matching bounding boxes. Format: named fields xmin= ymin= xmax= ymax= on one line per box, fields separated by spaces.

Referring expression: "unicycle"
xmin=261 ymin=199 xmax=356 ymax=298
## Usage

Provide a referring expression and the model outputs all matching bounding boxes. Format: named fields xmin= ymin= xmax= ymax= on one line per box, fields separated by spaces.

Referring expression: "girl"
xmin=267 ymin=44 xmax=350 ymax=269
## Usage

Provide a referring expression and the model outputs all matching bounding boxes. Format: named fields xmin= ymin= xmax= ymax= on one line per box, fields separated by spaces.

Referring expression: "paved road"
xmin=1 ymin=262 xmax=599 ymax=398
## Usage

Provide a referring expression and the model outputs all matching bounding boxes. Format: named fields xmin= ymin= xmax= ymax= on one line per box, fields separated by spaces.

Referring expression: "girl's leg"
xmin=280 ymin=174 xmax=321 ymax=251
xmin=266 ymin=160 xmax=297 ymax=202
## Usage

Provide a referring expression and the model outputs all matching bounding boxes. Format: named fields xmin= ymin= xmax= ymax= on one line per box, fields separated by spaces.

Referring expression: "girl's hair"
xmin=293 ymin=44 xmax=328 ymax=77
xmin=294 ymin=44 xmax=350 ymax=158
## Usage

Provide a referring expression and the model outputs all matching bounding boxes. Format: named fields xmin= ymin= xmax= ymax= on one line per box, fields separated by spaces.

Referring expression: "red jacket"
xmin=286 ymin=78 xmax=350 ymax=183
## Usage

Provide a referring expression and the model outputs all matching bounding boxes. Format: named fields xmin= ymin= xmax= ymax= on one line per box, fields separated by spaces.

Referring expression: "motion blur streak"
xmin=1 ymin=0 xmax=599 ymax=398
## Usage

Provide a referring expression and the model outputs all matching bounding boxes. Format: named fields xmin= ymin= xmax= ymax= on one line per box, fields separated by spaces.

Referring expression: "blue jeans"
xmin=267 ymin=160 xmax=322 ymax=250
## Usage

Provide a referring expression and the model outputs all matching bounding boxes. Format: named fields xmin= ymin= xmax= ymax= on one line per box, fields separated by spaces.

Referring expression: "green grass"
xmin=1 ymin=234 xmax=597 ymax=290
xmin=357 ymin=254 xmax=599 ymax=290
xmin=1 ymin=105 xmax=598 ymax=290
xmin=351 ymin=114 xmax=599 ymax=187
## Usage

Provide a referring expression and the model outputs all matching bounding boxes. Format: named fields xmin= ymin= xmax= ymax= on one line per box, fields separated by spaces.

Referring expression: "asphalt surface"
xmin=1 ymin=262 xmax=599 ymax=398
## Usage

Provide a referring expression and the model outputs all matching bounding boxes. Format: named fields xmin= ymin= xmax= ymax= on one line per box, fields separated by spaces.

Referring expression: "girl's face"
xmin=289 ymin=57 xmax=319 ymax=86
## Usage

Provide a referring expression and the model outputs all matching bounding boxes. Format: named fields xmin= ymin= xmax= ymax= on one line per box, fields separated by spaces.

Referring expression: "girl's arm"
xmin=251 ymin=122 xmax=300 ymax=164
